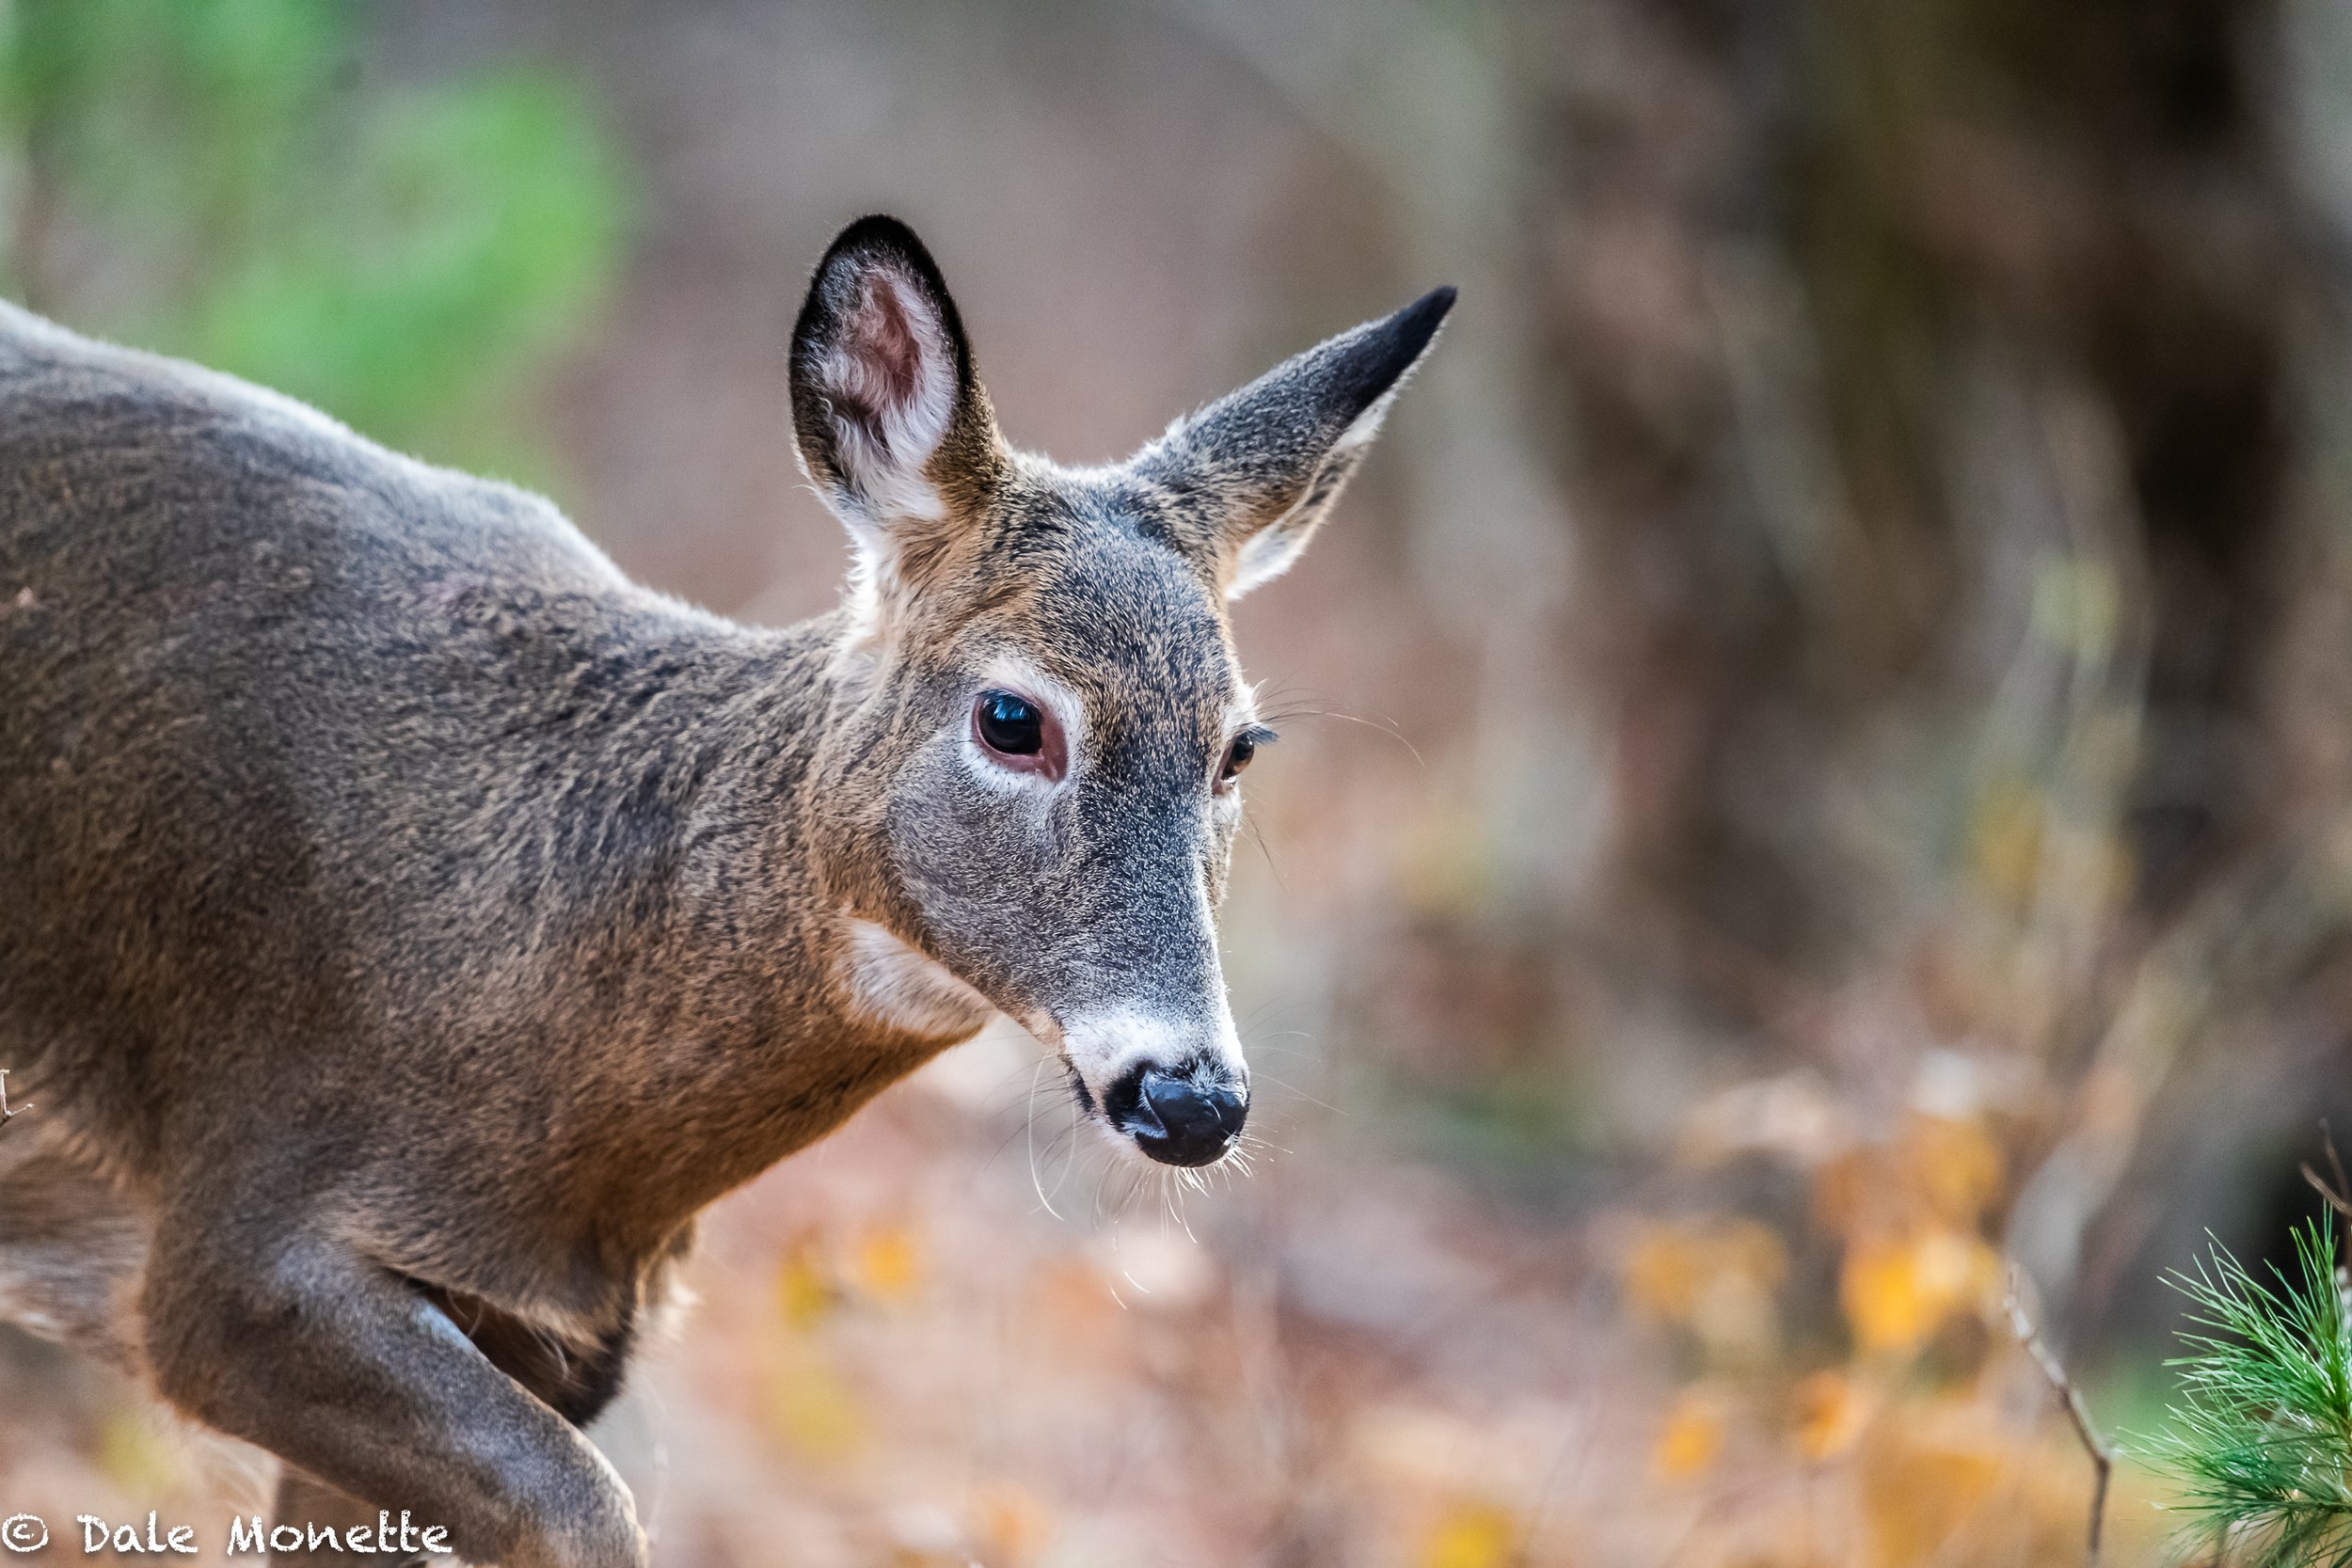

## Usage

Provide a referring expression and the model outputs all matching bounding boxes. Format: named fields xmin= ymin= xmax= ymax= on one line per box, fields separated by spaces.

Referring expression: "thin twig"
xmin=0 ymin=1069 xmax=27 ymax=1135
xmin=2302 ymin=1120 xmax=2352 ymax=1274
xmin=2007 ymin=1267 xmax=2113 ymax=1568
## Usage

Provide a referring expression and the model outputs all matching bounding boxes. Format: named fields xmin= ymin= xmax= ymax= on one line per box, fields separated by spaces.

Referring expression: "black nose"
xmin=1106 ymin=1064 xmax=1248 ymax=1166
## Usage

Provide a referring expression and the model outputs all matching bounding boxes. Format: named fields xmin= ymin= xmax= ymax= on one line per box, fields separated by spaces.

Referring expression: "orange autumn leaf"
xmin=1411 ymin=1504 xmax=1524 ymax=1568
xmin=1621 ymin=1227 xmax=1707 ymax=1320
xmin=1652 ymin=1387 xmax=1727 ymax=1481
xmin=969 ymin=1482 xmax=1053 ymax=1565
xmin=764 ymin=1352 xmax=866 ymax=1462
xmin=775 ymin=1242 xmax=834 ymax=1331
xmin=853 ymin=1221 xmax=923 ymax=1304
xmin=1789 ymin=1370 xmax=1870 ymax=1461
xmin=1621 ymin=1217 xmax=1788 ymax=1363
xmin=1621 ymin=1218 xmax=1786 ymax=1322
xmin=1857 ymin=1400 xmax=2010 ymax=1564
xmin=1899 ymin=1114 xmax=2003 ymax=1224
xmin=1840 ymin=1229 xmax=1999 ymax=1356
xmin=1419 ymin=1501 xmax=1519 ymax=1568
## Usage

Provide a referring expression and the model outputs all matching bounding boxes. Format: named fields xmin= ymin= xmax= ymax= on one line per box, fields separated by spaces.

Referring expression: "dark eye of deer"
xmin=1218 ymin=728 xmax=1271 ymax=787
xmin=976 ymin=689 xmax=1043 ymax=755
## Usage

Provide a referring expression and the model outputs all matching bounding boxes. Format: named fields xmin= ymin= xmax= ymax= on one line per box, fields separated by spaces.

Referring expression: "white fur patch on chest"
xmin=837 ymin=917 xmax=994 ymax=1040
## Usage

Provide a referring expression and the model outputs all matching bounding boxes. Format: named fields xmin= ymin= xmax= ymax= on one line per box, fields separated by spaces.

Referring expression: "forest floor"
xmin=0 ymin=1021 xmax=2181 ymax=1568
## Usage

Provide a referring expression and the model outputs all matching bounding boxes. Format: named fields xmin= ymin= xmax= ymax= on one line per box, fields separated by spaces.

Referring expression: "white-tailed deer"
xmin=0 ymin=215 xmax=1450 ymax=1566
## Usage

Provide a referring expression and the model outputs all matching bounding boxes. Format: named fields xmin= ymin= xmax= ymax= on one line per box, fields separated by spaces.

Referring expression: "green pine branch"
xmin=2149 ymin=1214 xmax=2352 ymax=1568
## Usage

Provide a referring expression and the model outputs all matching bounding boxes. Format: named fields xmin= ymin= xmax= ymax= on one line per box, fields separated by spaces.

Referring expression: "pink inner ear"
xmin=836 ymin=275 xmax=925 ymax=435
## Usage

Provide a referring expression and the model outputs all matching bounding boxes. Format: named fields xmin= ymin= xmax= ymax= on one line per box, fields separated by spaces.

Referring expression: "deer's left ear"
xmin=1136 ymin=286 xmax=1454 ymax=599
xmin=790 ymin=215 xmax=1000 ymax=573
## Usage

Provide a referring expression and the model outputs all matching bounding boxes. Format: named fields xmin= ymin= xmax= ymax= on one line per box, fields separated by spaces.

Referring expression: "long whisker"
xmin=1241 ymin=813 xmax=1283 ymax=881
xmin=1254 ymin=697 xmax=1424 ymax=768
xmin=1042 ymin=1080 xmax=1087 ymax=1212
xmin=1248 ymin=1071 xmax=1343 ymax=1116
xmin=980 ymin=1056 xmax=1059 ymax=1174
xmin=1025 ymin=1054 xmax=1067 ymax=1222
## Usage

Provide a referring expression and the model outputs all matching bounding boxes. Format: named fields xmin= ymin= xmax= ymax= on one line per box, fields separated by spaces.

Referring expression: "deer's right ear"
xmin=789 ymin=216 xmax=998 ymax=574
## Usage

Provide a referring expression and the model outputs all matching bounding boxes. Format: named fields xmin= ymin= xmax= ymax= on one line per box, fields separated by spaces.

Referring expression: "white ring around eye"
xmin=959 ymin=655 xmax=1085 ymax=793
xmin=972 ymin=688 xmax=1065 ymax=779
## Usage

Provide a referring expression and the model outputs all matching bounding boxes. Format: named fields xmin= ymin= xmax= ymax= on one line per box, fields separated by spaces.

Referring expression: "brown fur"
xmin=0 ymin=215 xmax=1449 ymax=1568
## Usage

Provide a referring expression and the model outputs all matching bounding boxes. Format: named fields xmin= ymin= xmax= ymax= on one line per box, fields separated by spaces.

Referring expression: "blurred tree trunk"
xmin=1532 ymin=0 xmax=2314 ymax=1008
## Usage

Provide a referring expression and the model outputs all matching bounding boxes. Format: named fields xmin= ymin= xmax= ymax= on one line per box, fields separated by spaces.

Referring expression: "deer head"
xmin=790 ymin=215 xmax=1451 ymax=1167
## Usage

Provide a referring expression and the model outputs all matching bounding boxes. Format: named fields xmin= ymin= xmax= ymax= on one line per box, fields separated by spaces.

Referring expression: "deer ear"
xmin=790 ymin=216 xmax=998 ymax=570
xmin=1136 ymin=287 xmax=1454 ymax=599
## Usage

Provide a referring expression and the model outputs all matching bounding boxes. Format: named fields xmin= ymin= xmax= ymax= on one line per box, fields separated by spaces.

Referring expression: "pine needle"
xmin=2148 ymin=1214 xmax=2352 ymax=1568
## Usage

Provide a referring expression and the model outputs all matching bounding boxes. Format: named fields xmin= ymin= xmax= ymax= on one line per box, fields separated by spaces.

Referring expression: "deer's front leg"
xmin=140 ymin=1214 xmax=644 ymax=1568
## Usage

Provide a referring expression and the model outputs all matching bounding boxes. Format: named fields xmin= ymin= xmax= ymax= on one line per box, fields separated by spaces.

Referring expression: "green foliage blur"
xmin=2149 ymin=1216 xmax=2352 ymax=1567
xmin=0 ymin=0 xmax=628 ymax=489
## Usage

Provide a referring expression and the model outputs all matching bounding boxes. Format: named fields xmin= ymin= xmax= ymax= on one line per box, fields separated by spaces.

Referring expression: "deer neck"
xmin=552 ymin=608 xmax=988 ymax=1234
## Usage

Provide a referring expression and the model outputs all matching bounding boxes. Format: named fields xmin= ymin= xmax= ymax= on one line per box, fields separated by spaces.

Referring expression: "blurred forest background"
xmin=7 ymin=0 xmax=2352 ymax=1564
